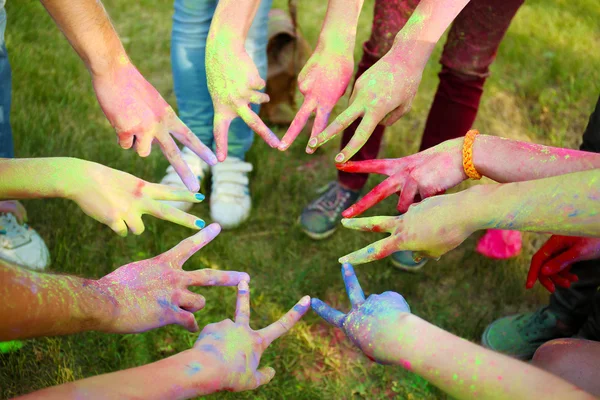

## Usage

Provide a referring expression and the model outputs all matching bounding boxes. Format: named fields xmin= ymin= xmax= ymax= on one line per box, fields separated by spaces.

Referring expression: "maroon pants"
xmin=339 ymin=0 xmax=525 ymax=190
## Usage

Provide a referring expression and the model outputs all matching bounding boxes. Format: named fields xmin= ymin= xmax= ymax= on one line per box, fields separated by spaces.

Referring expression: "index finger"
xmin=336 ymin=115 xmax=379 ymax=163
xmin=339 ymin=236 xmax=400 ymax=265
xmin=187 ymin=269 xmax=250 ymax=286
xmin=279 ymin=99 xmax=315 ymax=150
xmin=258 ymin=295 xmax=310 ymax=347
xmin=157 ymin=134 xmax=199 ymax=192
xmin=342 ymin=263 xmax=365 ymax=307
xmin=238 ymin=106 xmax=280 ymax=149
xmin=163 ymin=223 xmax=221 ymax=267
xmin=169 ymin=116 xmax=218 ymax=166
xmin=308 ymin=105 xmax=362 ymax=151
xmin=336 ymin=159 xmax=394 ymax=175
xmin=310 ymin=298 xmax=346 ymax=328
xmin=342 ymin=177 xmax=402 ymax=218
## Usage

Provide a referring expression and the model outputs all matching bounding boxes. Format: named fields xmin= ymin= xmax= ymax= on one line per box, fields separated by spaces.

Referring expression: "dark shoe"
xmin=481 ymin=307 xmax=577 ymax=360
xmin=390 ymin=250 xmax=428 ymax=272
xmin=299 ymin=182 xmax=360 ymax=240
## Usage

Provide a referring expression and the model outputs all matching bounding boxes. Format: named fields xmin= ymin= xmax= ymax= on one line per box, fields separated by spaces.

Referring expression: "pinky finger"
xmin=248 ymin=91 xmax=270 ymax=105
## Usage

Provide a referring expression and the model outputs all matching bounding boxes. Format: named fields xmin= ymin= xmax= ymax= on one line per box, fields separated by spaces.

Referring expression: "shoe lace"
xmin=308 ymin=182 xmax=352 ymax=219
xmin=0 ymin=213 xmax=31 ymax=247
xmin=519 ymin=307 xmax=551 ymax=337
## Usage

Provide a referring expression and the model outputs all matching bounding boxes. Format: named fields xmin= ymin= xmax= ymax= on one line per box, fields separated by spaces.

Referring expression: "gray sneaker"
xmin=299 ymin=182 xmax=360 ymax=240
xmin=481 ymin=307 xmax=577 ymax=360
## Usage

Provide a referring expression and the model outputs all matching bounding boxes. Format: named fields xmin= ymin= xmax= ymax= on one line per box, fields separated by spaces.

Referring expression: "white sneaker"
xmin=0 ymin=213 xmax=50 ymax=270
xmin=159 ymin=147 xmax=209 ymax=211
xmin=210 ymin=157 xmax=253 ymax=229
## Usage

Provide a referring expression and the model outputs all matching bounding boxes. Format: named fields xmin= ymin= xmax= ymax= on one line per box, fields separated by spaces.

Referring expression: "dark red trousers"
xmin=339 ymin=0 xmax=525 ymax=190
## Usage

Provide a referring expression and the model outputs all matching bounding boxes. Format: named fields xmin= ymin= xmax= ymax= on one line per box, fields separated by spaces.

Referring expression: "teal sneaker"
xmin=481 ymin=307 xmax=576 ymax=360
xmin=390 ymin=250 xmax=428 ymax=272
xmin=300 ymin=182 xmax=360 ymax=240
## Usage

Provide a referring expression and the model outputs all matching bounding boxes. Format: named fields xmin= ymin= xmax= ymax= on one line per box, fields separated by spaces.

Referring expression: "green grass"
xmin=1 ymin=0 xmax=600 ymax=398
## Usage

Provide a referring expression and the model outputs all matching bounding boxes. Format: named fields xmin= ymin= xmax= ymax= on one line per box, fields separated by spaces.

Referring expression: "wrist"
xmin=170 ymin=349 xmax=226 ymax=397
xmin=316 ymin=28 xmax=356 ymax=57
xmin=56 ymin=157 xmax=87 ymax=201
xmin=388 ymin=36 xmax=434 ymax=69
xmin=460 ymin=184 xmax=499 ymax=232
xmin=82 ymin=278 xmax=118 ymax=333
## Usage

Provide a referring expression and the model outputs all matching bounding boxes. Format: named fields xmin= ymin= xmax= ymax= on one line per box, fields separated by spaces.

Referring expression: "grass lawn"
xmin=1 ymin=0 xmax=599 ymax=398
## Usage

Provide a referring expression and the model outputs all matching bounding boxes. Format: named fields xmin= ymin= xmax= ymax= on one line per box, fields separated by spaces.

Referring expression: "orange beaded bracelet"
xmin=462 ymin=129 xmax=482 ymax=180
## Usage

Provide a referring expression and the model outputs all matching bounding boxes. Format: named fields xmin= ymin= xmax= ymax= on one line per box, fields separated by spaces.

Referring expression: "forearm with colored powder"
xmin=471 ymin=135 xmax=600 ymax=183
xmin=39 ymin=0 xmax=128 ymax=76
xmin=0 ymin=261 xmax=113 ymax=340
xmin=13 ymin=350 xmax=223 ymax=400
xmin=387 ymin=314 xmax=593 ymax=399
xmin=0 ymin=157 xmax=82 ymax=200
xmin=316 ymin=0 xmax=364 ymax=54
xmin=468 ymin=170 xmax=600 ymax=236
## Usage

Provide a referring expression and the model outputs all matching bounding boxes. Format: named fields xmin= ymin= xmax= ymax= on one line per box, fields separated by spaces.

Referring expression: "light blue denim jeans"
xmin=171 ymin=0 xmax=272 ymax=160
xmin=0 ymin=0 xmax=14 ymax=158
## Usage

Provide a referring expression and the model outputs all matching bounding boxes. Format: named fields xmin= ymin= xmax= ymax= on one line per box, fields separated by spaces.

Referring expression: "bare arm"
xmin=313 ymin=264 xmax=594 ymax=400
xmin=38 ymin=0 xmax=126 ymax=76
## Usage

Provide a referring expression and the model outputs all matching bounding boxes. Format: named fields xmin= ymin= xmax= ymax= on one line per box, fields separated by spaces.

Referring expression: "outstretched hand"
xmin=306 ymin=47 xmax=428 ymax=162
xmin=526 ymin=235 xmax=600 ymax=293
xmin=206 ymin=39 xmax=279 ymax=161
xmin=311 ymin=263 xmax=410 ymax=364
xmin=337 ymin=139 xmax=467 ymax=217
xmin=186 ymin=282 xmax=310 ymax=392
xmin=279 ymin=47 xmax=354 ymax=151
xmin=92 ymin=61 xmax=217 ymax=191
xmin=94 ymin=224 xmax=249 ymax=333
xmin=339 ymin=194 xmax=476 ymax=264
xmin=65 ymin=159 xmax=206 ymax=236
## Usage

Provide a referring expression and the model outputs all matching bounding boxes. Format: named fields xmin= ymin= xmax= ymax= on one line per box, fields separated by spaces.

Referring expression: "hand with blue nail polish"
xmin=181 ymin=281 xmax=311 ymax=392
xmin=93 ymin=224 xmax=250 ymax=334
xmin=62 ymin=158 xmax=207 ymax=236
xmin=311 ymin=263 xmax=410 ymax=364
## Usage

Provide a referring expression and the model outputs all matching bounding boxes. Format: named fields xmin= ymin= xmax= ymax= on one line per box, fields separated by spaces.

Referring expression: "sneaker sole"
xmin=297 ymin=216 xmax=337 ymax=240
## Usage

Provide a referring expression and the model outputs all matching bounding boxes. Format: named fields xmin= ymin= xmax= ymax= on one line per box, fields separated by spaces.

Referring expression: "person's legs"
xmin=0 ymin=2 xmax=50 ymax=272
xmin=532 ymin=338 xmax=600 ymax=397
xmin=0 ymin=4 xmax=14 ymax=159
xmin=171 ymin=0 xmax=217 ymax=149
xmin=420 ymin=0 xmax=524 ymax=150
xmin=338 ymin=0 xmax=419 ymax=191
xmin=300 ymin=0 xmax=419 ymax=240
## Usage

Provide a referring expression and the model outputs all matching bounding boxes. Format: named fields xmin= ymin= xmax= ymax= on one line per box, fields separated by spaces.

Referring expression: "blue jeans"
xmin=171 ymin=0 xmax=272 ymax=160
xmin=0 ymin=2 xmax=14 ymax=158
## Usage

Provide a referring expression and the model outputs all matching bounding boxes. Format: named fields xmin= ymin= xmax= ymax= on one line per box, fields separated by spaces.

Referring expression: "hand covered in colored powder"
xmin=307 ymin=48 xmax=426 ymax=162
xmin=185 ymin=281 xmax=310 ymax=391
xmin=279 ymin=45 xmax=354 ymax=151
xmin=93 ymin=224 xmax=249 ymax=333
xmin=526 ymin=235 xmax=600 ymax=293
xmin=92 ymin=61 xmax=217 ymax=191
xmin=311 ymin=263 xmax=410 ymax=364
xmin=337 ymin=139 xmax=467 ymax=217
xmin=0 ymin=200 xmax=27 ymax=224
xmin=64 ymin=159 xmax=206 ymax=236
xmin=339 ymin=194 xmax=476 ymax=264
xmin=206 ymin=37 xmax=279 ymax=161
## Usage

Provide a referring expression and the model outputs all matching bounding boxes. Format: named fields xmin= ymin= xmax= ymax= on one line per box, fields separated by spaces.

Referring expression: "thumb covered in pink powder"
xmin=476 ymin=229 xmax=522 ymax=259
